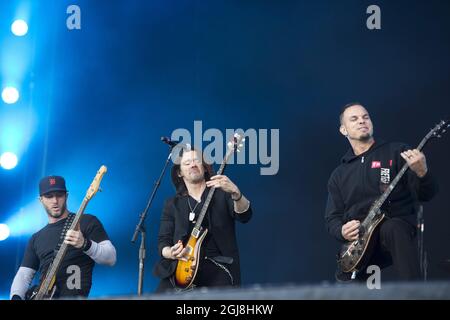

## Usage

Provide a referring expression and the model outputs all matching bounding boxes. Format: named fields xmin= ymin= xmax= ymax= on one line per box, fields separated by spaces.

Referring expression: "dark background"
xmin=0 ymin=0 xmax=449 ymax=298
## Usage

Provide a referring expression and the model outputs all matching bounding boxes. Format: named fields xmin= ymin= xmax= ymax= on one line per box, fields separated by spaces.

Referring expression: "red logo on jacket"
xmin=371 ymin=161 xmax=381 ymax=168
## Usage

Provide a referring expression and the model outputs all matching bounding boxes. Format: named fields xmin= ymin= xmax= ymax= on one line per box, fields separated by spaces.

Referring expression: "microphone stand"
xmin=131 ymin=145 xmax=175 ymax=296
xmin=416 ymin=204 xmax=427 ymax=281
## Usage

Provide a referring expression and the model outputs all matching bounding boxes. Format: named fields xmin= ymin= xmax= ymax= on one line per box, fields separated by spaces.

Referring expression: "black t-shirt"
xmin=21 ymin=213 xmax=109 ymax=297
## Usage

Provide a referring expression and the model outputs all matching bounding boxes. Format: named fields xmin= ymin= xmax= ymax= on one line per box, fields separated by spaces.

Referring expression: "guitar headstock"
xmin=428 ymin=119 xmax=450 ymax=140
xmin=86 ymin=165 xmax=107 ymax=200
xmin=227 ymin=133 xmax=245 ymax=153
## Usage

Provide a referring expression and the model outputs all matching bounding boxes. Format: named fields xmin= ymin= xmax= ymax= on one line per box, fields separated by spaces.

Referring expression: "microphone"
xmin=161 ymin=136 xmax=180 ymax=147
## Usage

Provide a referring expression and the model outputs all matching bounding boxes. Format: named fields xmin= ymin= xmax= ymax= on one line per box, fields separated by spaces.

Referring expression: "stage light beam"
xmin=0 ymin=152 xmax=18 ymax=170
xmin=2 ymin=87 xmax=20 ymax=104
xmin=11 ymin=19 xmax=28 ymax=36
xmin=0 ymin=224 xmax=10 ymax=241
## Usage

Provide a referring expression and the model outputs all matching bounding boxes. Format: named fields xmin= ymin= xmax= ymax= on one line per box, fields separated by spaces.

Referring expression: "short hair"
xmin=339 ymin=102 xmax=363 ymax=124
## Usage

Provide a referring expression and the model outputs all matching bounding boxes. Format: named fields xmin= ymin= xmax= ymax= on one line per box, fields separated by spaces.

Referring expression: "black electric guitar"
xmin=27 ymin=165 xmax=107 ymax=300
xmin=337 ymin=119 xmax=449 ymax=279
xmin=174 ymin=133 xmax=244 ymax=290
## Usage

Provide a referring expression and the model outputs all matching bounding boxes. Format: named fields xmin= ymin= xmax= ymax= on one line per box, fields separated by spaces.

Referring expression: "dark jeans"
xmin=194 ymin=258 xmax=233 ymax=287
xmin=357 ymin=217 xmax=421 ymax=281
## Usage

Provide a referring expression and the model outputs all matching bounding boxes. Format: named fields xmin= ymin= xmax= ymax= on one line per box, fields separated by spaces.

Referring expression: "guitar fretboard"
xmin=191 ymin=147 xmax=236 ymax=234
xmin=362 ymin=134 xmax=431 ymax=228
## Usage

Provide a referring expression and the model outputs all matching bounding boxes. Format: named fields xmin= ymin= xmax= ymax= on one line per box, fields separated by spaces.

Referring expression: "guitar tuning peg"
xmin=237 ymin=149 xmax=240 ymax=152
xmin=238 ymin=144 xmax=243 ymax=148
xmin=242 ymin=138 xmax=246 ymax=142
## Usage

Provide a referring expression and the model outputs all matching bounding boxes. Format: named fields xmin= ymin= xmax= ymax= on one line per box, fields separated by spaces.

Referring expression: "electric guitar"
xmin=337 ymin=120 xmax=449 ymax=279
xmin=28 ymin=165 xmax=107 ymax=300
xmin=174 ymin=133 xmax=244 ymax=290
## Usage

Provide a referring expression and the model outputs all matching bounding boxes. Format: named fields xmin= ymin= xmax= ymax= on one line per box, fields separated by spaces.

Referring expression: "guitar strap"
xmin=40 ymin=213 xmax=76 ymax=282
xmin=53 ymin=213 xmax=76 ymax=258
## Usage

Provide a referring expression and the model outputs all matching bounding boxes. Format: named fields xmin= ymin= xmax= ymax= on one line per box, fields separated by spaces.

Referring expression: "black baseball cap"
xmin=39 ymin=176 xmax=67 ymax=196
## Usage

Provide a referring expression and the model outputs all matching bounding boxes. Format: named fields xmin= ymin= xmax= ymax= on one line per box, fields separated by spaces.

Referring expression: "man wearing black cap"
xmin=10 ymin=176 xmax=117 ymax=299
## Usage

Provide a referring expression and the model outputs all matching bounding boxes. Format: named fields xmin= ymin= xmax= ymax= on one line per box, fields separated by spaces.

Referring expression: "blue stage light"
xmin=0 ymin=152 xmax=18 ymax=170
xmin=11 ymin=19 xmax=28 ymax=36
xmin=1 ymin=87 xmax=19 ymax=104
xmin=0 ymin=224 xmax=10 ymax=241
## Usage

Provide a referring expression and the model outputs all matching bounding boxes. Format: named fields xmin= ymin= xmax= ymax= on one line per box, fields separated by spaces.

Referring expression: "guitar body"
xmin=338 ymin=213 xmax=385 ymax=274
xmin=175 ymin=228 xmax=208 ymax=289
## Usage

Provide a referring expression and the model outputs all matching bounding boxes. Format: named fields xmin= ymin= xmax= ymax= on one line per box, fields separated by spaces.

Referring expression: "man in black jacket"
xmin=325 ymin=103 xmax=438 ymax=281
xmin=153 ymin=146 xmax=252 ymax=291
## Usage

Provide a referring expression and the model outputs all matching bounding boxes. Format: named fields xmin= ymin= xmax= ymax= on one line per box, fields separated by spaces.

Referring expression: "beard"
xmin=359 ymin=132 xmax=372 ymax=142
xmin=188 ymin=173 xmax=205 ymax=184
xmin=45 ymin=202 xmax=67 ymax=219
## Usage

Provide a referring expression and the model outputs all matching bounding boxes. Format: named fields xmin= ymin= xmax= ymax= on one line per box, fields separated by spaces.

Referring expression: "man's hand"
xmin=400 ymin=149 xmax=428 ymax=178
xmin=64 ymin=230 xmax=85 ymax=249
xmin=341 ymin=220 xmax=360 ymax=241
xmin=206 ymin=175 xmax=240 ymax=198
xmin=163 ymin=240 xmax=192 ymax=261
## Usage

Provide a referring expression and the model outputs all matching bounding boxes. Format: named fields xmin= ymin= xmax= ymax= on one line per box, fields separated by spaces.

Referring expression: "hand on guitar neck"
xmin=400 ymin=149 xmax=428 ymax=178
xmin=342 ymin=220 xmax=361 ymax=241
xmin=64 ymin=229 xmax=86 ymax=249
xmin=206 ymin=175 xmax=249 ymax=213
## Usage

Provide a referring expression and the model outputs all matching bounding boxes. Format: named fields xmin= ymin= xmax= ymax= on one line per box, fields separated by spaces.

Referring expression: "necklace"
xmin=187 ymin=196 xmax=201 ymax=222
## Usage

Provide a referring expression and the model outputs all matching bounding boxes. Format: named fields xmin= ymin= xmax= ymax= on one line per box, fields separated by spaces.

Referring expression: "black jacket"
xmin=153 ymin=188 xmax=252 ymax=289
xmin=325 ymin=140 xmax=438 ymax=243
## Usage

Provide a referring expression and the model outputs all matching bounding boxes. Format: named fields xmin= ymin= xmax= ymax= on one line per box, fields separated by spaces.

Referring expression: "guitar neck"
xmin=362 ymin=137 xmax=429 ymax=226
xmin=36 ymin=198 xmax=89 ymax=298
xmin=192 ymin=151 xmax=232 ymax=233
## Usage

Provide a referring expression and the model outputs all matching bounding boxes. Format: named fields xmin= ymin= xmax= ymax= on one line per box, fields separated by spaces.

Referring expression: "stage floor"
xmin=98 ymin=281 xmax=450 ymax=300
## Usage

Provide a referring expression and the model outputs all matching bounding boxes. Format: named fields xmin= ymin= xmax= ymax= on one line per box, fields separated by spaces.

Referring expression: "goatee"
xmin=46 ymin=203 xmax=67 ymax=219
xmin=359 ymin=133 xmax=372 ymax=142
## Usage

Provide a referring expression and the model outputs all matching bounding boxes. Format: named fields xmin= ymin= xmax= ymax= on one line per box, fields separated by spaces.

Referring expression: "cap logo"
xmin=49 ymin=178 xmax=56 ymax=185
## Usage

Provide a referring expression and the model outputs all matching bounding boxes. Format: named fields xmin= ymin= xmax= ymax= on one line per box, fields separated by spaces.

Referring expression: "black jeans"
xmin=194 ymin=258 xmax=233 ymax=287
xmin=362 ymin=217 xmax=421 ymax=281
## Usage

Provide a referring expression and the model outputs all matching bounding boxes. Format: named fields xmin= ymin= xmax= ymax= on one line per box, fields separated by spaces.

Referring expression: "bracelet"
xmin=82 ymin=238 xmax=92 ymax=252
xmin=232 ymin=191 xmax=243 ymax=202
xmin=81 ymin=238 xmax=88 ymax=250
